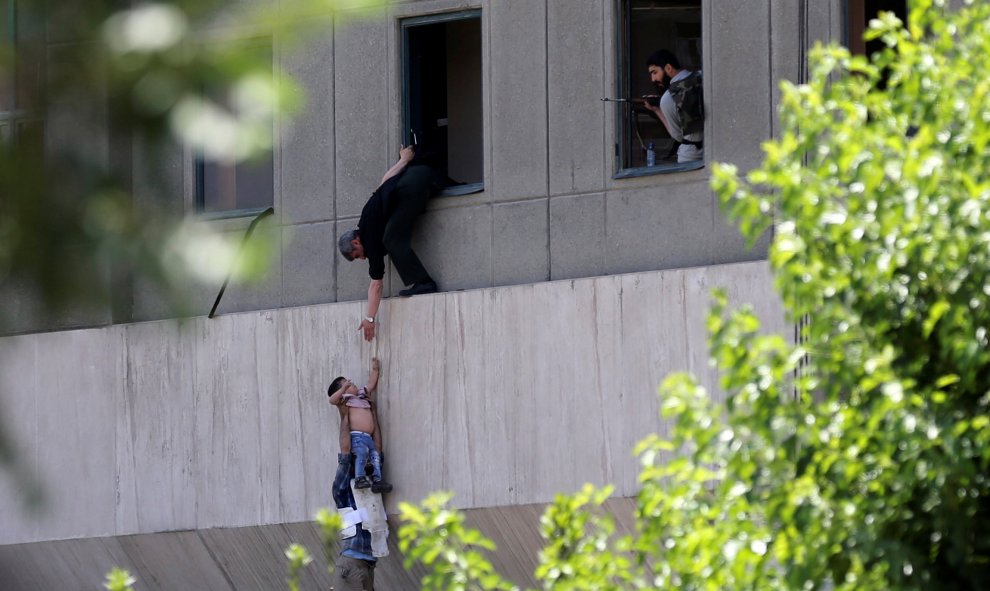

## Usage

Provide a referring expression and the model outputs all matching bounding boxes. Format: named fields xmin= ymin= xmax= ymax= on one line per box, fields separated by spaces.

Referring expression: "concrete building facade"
xmin=0 ymin=0 xmax=860 ymax=588
xmin=2 ymin=0 xmax=850 ymax=334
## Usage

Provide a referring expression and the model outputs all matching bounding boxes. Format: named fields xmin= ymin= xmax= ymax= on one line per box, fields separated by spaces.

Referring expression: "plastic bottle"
xmin=646 ymin=142 xmax=656 ymax=167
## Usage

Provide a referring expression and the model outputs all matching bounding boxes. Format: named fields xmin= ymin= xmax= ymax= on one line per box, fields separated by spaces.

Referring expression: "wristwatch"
xmin=364 ymin=316 xmax=375 ymax=324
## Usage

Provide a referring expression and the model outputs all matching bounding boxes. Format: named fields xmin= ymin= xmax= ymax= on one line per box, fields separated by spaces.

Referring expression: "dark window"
xmin=846 ymin=0 xmax=908 ymax=56
xmin=401 ymin=10 xmax=483 ymax=196
xmin=615 ymin=0 xmax=702 ymax=176
xmin=0 ymin=1 xmax=12 ymax=117
xmin=195 ymin=40 xmax=274 ymax=215
xmin=1 ymin=0 xmax=44 ymax=146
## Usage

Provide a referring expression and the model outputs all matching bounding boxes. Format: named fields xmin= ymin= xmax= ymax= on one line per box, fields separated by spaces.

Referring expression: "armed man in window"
xmin=337 ymin=145 xmax=445 ymax=341
xmin=641 ymin=49 xmax=704 ymax=163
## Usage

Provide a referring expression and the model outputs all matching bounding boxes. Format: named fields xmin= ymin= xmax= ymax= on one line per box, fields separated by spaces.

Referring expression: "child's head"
xmin=328 ymin=376 xmax=358 ymax=398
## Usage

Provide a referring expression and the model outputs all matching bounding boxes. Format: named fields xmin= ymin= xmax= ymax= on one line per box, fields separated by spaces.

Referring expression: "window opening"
xmin=614 ymin=0 xmax=702 ymax=176
xmin=195 ymin=40 xmax=274 ymax=216
xmin=846 ymin=0 xmax=907 ymax=57
xmin=402 ymin=10 xmax=483 ymax=196
xmin=1 ymin=0 xmax=44 ymax=147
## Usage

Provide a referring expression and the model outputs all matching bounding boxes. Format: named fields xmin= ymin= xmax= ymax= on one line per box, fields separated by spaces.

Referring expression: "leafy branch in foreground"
xmin=399 ymin=493 xmax=519 ymax=591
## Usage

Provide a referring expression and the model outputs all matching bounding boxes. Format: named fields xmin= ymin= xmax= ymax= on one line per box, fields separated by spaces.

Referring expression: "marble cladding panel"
xmin=115 ymin=321 xmax=198 ymax=534
xmin=770 ymin=1 xmax=804 ymax=135
xmin=604 ymin=181 xmax=717 ymax=275
xmin=547 ymin=0 xmax=607 ymax=195
xmin=493 ymin=199 xmax=550 ymax=287
xmin=333 ymin=13 xmax=390 ymax=218
xmin=406 ymin=203 xmax=493 ymax=293
xmin=709 ymin=0 xmax=773 ymax=172
xmin=708 ymin=208 xmax=773 ymax=268
xmin=193 ymin=312 xmax=281 ymax=528
xmin=0 ymin=331 xmax=121 ymax=543
xmin=33 ymin=329 xmax=121 ymax=540
xmin=486 ymin=0 xmax=549 ymax=202
xmin=279 ymin=18 xmax=336 ymax=224
xmin=807 ymin=0 xmax=844 ymax=47
xmin=0 ymin=335 xmax=42 ymax=544
xmin=549 ymin=193 xmax=606 ymax=281
xmin=280 ymin=221 xmax=336 ymax=308
xmin=131 ymin=136 xmax=186 ymax=219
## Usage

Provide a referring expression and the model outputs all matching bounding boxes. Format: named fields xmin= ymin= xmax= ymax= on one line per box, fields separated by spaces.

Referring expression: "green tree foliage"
xmin=399 ymin=492 xmax=519 ymax=591
xmin=398 ymin=1 xmax=990 ymax=589
xmin=103 ymin=568 xmax=136 ymax=591
xmin=284 ymin=543 xmax=314 ymax=591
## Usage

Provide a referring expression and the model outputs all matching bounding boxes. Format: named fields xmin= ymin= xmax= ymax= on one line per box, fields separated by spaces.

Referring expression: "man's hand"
xmin=399 ymin=144 xmax=415 ymax=163
xmin=360 ymin=317 xmax=376 ymax=341
xmin=371 ymin=357 xmax=380 ymax=374
xmin=636 ymin=95 xmax=662 ymax=116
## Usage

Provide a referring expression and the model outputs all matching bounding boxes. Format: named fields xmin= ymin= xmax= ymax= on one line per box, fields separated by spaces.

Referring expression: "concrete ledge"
xmin=0 ymin=262 xmax=786 ymax=546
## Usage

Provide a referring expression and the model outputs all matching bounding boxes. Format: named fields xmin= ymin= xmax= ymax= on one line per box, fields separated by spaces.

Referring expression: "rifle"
xmin=601 ymin=95 xmax=661 ymax=106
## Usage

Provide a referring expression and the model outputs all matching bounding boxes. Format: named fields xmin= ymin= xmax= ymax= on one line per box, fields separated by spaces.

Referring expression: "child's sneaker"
xmin=354 ymin=476 xmax=371 ymax=489
xmin=371 ymin=479 xmax=392 ymax=494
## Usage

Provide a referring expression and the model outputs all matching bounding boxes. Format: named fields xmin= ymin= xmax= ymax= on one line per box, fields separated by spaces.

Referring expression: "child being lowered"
xmin=329 ymin=357 xmax=393 ymax=493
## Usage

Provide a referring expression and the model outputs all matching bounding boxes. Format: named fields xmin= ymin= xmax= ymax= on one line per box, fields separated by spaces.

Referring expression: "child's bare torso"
xmin=348 ymin=406 xmax=375 ymax=434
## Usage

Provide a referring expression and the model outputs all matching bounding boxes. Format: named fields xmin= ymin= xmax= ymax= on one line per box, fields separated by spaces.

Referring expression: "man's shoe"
xmin=354 ymin=476 xmax=371 ymax=489
xmin=398 ymin=281 xmax=438 ymax=297
xmin=371 ymin=480 xmax=393 ymax=494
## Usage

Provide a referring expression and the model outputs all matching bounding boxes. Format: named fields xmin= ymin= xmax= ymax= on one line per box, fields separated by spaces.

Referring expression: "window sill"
xmin=439 ymin=182 xmax=484 ymax=197
xmin=195 ymin=207 xmax=272 ymax=221
xmin=612 ymin=160 xmax=705 ymax=180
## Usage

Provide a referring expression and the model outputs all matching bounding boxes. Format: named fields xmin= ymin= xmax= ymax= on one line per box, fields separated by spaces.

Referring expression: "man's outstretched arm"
xmin=360 ymin=280 xmax=384 ymax=341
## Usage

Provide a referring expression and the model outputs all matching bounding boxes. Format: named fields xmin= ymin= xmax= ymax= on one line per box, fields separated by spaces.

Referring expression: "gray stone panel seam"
xmin=768 ymin=0 xmax=779 ymax=261
xmin=486 ymin=1 xmax=495 ymax=288
xmin=544 ymin=0 xmax=551 ymax=281
xmin=600 ymin=0 xmax=608 ymax=190
xmin=332 ymin=12 xmax=340 ymax=304
xmin=705 ymin=0 xmax=716 ymax=267
xmin=277 ymin=32 xmax=286 ymax=308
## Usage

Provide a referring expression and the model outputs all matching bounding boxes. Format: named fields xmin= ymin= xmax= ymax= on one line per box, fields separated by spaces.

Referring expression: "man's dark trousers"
xmin=383 ymin=164 xmax=439 ymax=286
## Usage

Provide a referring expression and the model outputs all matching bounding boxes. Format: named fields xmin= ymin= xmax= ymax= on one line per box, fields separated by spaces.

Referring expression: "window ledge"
xmin=439 ymin=182 xmax=484 ymax=197
xmin=196 ymin=207 xmax=271 ymax=221
xmin=613 ymin=160 xmax=705 ymax=180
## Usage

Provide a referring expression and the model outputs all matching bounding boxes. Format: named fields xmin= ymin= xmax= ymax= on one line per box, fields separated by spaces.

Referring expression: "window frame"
xmin=612 ymin=0 xmax=705 ymax=180
xmin=0 ymin=0 xmax=12 ymax=141
xmin=400 ymin=9 xmax=485 ymax=197
xmin=192 ymin=36 xmax=276 ymax=219
xmin=1 ymin=0 xmax=43 ymax=146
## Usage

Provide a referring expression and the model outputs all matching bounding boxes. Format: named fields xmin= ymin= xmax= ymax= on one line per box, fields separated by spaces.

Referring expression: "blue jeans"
xmin=350 ymin=431 xmax=382 ymax=481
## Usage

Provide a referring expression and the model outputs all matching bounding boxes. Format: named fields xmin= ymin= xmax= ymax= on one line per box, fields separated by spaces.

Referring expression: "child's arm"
xmin=366 ymin=357 xmax=381 ymax=394
xmin=328 ymin=383 xmax=347 ymax=406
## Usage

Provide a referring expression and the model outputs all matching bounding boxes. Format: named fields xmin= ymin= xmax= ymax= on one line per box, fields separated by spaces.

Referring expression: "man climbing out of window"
xmin=338 ymin=144 xmax=445 ymax=341
xmin=641 ymin=49 xmax=705 ymax=163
